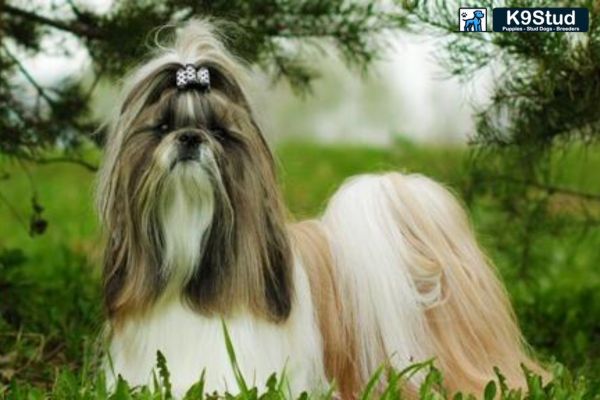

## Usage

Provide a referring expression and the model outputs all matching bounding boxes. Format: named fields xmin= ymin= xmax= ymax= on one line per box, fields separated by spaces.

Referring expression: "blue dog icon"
xmin=462 ymin=10 xmax=485 ymax=31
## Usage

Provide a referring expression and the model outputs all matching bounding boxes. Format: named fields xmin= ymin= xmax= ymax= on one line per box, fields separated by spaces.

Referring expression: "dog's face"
xmin=119 ymin=64 xmax=259 ymax=191
xmin=97 ymin=24 xmax=293 ymax=324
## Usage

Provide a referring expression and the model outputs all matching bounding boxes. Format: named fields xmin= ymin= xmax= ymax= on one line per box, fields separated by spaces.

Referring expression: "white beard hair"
xmin=159 ymin=159 xmax=214 ymax=291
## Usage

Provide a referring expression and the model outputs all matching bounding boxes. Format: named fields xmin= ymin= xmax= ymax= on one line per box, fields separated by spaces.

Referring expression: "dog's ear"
xmin=103 ymin=229 xmax=138 ymax=321
xmin=102 ymin=220 xmax=163 ymax=322
xmin=98 ymin=153 xmax=165 ymax=322
xmin=232 ymin=121 xmax=294 ymax=320
xmin=183 ymin=88 xmax=294 ymax=321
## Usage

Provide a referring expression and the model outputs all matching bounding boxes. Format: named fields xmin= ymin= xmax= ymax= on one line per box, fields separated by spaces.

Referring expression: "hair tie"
xmin=176 ymin=64 xmax=210 ymax=91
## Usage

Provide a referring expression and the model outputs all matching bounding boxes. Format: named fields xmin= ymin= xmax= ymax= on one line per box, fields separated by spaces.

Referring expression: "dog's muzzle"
xmin=176 ymin=131 xmax=203 ymax=162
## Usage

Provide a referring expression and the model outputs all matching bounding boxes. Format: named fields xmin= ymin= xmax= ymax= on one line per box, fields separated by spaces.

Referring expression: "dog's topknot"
xmin=119 ymin=19 xmax=248 ymax=108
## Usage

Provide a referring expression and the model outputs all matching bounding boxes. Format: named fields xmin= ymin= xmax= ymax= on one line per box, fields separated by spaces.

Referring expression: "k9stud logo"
xmin=459 ymin=8 xmax=488 ymax=32
xmin=493 ymin=8 xmax=589 ymax=32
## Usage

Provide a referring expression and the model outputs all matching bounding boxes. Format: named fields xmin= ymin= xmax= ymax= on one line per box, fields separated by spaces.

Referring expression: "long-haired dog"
xmin=97 ymin=19 xmax=543 ymax=398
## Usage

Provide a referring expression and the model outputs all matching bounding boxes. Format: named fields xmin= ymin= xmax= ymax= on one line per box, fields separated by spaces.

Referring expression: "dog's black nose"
xmin=177 ymin=132 xmax=202 ymax=148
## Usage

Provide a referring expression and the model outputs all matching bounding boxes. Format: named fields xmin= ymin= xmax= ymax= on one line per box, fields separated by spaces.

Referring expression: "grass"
xmin=0 ymin=140 xmax=599 ymax=398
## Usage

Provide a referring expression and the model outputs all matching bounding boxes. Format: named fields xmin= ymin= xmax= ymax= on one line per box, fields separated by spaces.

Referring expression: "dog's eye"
xmin=155 ymin=122 xmax=171 ymax=136
xmin=210 ymin=127 xmax=228 ymax=141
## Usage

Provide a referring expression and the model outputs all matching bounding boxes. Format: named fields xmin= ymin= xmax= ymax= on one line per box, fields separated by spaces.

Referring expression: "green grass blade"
xmin=184 ymin=369 xmax=206 ymax=400
xmin=221 ymin=319 xmax=249 ymax=393
xmin=360 ymin=365 xmax=384 ymax=400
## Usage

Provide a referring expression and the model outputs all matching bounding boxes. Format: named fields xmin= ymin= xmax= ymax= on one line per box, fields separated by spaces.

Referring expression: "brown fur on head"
xmin=96 ymin=19 xmax=292 ymax=325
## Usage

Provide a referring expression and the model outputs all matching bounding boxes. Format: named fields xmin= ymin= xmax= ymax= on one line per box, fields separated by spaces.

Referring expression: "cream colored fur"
xmin=320 ymin=172 xmax=545 ymax=396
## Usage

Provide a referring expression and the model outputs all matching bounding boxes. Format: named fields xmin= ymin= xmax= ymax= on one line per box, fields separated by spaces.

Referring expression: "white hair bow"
xmin=175 ymin=64 xmax=210 ymax=91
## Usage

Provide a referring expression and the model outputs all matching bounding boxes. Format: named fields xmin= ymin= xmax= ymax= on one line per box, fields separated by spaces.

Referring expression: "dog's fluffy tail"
xmin=321 ymin=172 xmax=544 ymax=395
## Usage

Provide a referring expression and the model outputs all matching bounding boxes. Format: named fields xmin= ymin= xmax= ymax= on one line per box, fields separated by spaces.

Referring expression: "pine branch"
xmin=2 ymin=4 xmax=102 ymax=40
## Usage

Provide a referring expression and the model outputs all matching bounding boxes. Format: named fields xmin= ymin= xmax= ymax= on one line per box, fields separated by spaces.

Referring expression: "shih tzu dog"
xmin=97 ymin=19 xmax=543 ymax=398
